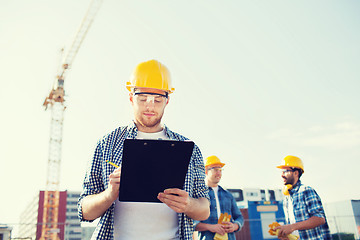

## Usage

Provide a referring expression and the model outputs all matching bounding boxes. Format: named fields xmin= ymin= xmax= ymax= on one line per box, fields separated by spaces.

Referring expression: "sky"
xmin=1 ymin=0 xmax=360 ymax=229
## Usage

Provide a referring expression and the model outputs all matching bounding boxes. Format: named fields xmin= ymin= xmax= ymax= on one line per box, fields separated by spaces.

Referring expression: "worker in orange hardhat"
xmin=194 ymin=156 xmax=244 ymax=240
xmin=78 ymin=59 xmax=210 ymax=240
xmin=274 ymin=155 xmax=331 ymax=240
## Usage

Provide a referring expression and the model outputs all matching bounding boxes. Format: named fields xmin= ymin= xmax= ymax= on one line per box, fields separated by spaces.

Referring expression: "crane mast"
xmin=41 ymin=1 xmax=103 ymax=239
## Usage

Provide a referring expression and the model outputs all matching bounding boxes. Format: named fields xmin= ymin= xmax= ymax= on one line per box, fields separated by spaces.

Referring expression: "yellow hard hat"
xmin=205 ymin=155 xmax=225 ymax=168
xmin=126 ymin=59 xmax=175 ymax=93
xmin=277 ymin=155 xmax=304 ymax=173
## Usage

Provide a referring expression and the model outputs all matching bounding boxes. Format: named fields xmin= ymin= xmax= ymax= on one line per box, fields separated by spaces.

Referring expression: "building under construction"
xmin=17 ymin=191 xmax=94 ymax=240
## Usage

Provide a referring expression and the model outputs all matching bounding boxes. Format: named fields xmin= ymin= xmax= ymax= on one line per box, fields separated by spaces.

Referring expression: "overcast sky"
xmin=1 ymin=0 xmax=359 ymax=229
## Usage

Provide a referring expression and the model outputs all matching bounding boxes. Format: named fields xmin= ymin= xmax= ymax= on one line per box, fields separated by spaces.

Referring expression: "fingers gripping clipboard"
xmin=119 ymin=139 xmax=195 ymax=203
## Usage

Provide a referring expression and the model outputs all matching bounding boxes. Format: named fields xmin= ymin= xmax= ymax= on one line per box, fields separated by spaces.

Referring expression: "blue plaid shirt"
xmin=78 ymin=122 xmax=209 ymax=240
xmin=194 ymin=186 xmax=244 ymax=240
xmin=284 ymin=180 xmax=332 ymax=240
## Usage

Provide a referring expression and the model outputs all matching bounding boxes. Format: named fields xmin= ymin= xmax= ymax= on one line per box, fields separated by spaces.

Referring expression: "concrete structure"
xmin=81 ymin=224 xmax=97 ymax=239
xmin=18 ymin=194 xmax=39 ymax=239
xmin=324 ymin=199 xmax=360 ymax=239
xmin=0 ymin=224 xmax=12 ymax=240
xmin=17 ymin=190 xmax=86 ymax=240
xmin=228 ymin=188 xmax=284 ymax=208
xmin=36 ymin=191 xmax=67 ymax=239
xmin=63 ymin=191 xmax=82 ymax=240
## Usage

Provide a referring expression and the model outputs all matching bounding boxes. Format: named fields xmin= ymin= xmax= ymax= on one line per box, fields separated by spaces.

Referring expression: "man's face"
xmin=281 ymin=167 xmax=297 ymax=185
xmin=130 ymin=88 xmax=169 ymax=131
xmin=206 ymin=164 xmax=223 ymax=185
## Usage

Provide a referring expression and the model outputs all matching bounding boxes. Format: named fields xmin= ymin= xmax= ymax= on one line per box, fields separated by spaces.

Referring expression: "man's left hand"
xmin=274 ymin=224 xmax=294 ymax=238
xmin=222 ymin=222 xmax=239 ymax=233
xmin=157 ymin=188 xmax=190 ymax=213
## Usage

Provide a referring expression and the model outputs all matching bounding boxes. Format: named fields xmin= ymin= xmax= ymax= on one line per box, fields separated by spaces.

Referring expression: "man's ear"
xmin=294 ymin=169 xmax=300 ymax=179
xmin=166 ymin=96 xmax=170 ymax=105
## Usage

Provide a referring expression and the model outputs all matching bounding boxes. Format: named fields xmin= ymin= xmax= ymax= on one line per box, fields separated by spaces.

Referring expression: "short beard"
xmin=136 ymin=110 xmax=164 ymax=129
xmin=284 ymin=177 xmax=294 ymax=186
xmin=138 ymin=117 xmax=162 ymax=129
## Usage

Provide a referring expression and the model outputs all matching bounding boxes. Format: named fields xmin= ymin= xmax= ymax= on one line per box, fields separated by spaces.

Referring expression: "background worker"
xmin=275 ymin=155 xmax=332 ymax=240
xmin=78 ymin=59 xmax=210 ymax=240
xmin=194 ymin=155 xmax=244 ymax=240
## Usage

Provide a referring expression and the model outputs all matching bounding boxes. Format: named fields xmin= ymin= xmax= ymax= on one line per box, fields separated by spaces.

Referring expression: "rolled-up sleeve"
xmin=191 ymin=145 xmax=210 ymax=201
xmin=304 ymin=187 xmax=326 ymax=219
xmin=231 ymin=196 xmax=244 ymax=231
xmin=78 ymin=140 xmax=105 ymax=222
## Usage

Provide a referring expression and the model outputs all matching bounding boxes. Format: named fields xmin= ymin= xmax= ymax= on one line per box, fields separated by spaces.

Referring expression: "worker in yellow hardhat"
xmin=126 ymin=59 xmax=175 ymax=95
xmin=277 ymin=155 xmax=304 ymax=190
xmin=79 ymin=59 xmax=210 ymax=240
xmin=195 ymin=155 xmax=244 ymax=240
xmin=277 ymin=155 xmax=304 ymax=174
xmin=125 ymin=59 xmax=174 ymax=132
xmin=274 ymin=155 xmax=331 ymax=239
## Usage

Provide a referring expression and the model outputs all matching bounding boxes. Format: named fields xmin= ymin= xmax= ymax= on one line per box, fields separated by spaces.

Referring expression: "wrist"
xmin=234 ymin=222 xmax=239 ymax=231
xmin=104 ymin=187 xmax=118 ymax=203
xmin=184 ymin=196 xmax=193 ymax=214
xmin=289 ymin=223 xmax=297 ymax=232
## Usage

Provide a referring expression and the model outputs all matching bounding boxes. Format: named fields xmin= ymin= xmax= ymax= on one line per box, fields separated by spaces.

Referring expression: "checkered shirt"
xmin=78 ymin=122 xmax=209 ymax=240
xmin=284 ymin=180 xmax=332 ymax=240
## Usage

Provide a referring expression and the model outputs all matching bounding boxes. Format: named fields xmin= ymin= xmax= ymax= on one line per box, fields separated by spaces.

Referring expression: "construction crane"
xmin=41 ymin=1 xmax=103 ymax=239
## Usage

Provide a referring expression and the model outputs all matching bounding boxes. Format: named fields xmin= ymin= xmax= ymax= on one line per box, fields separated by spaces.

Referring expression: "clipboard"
xmin=119 ymin=139 xmax=195 ymax=203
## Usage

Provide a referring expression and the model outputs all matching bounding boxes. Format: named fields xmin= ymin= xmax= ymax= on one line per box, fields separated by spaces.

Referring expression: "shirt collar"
xmin=208 ymin=185 xmax=224 ymax=192
xmin=289 ymin=180 xmax=302 ymax=194
xmin=126 ymin=121 xmax=138 ymax=138
xmin=163 ymin=124 xmax=177 ymax=140
xmin=127 ymin=121 xmax=175 ymax=140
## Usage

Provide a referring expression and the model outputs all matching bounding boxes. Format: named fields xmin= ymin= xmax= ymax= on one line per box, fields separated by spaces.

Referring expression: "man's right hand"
xmin=81 ymin=166 xmax=121 ymax=221
xmin=106 ymin=167 xmax=121 ymax=202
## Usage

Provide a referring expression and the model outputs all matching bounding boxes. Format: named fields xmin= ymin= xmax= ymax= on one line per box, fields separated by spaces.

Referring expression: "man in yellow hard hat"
xmin=275 ymin=155 xmax=331 ymax=240
xmin=194 ymin=156 xmax=244 ymax=240
xmin=78 ymin=59 xmax=210 ymax=239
